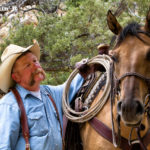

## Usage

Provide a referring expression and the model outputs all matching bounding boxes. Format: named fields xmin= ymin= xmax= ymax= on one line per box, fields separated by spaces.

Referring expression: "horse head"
xmin=107 ymin=10 xmax=150 ymax=127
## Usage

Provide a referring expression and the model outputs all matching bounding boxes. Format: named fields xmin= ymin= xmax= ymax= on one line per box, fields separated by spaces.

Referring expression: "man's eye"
xmin=33 ymin=59 xmax=37 ymax=63
xmin=26 ymin=64 xmax=30 ymax=68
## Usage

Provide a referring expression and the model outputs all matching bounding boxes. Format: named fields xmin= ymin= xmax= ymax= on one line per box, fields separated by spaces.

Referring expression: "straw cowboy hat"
xmin=0 ymin=40 xmax=40 ymax=93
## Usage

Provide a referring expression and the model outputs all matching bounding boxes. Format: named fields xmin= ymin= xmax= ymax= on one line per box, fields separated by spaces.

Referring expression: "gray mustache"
xmin=34 ymin=68 xmax=45 ymax=76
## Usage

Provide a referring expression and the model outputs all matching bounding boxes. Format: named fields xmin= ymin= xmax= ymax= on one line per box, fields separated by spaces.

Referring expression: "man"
xmin=0 ymin=40 xmax=84 ymax=150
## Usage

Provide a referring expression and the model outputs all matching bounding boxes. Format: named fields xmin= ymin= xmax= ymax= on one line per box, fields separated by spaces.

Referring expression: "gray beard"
xmin=29 ymin=77 xmax=35 ymax=86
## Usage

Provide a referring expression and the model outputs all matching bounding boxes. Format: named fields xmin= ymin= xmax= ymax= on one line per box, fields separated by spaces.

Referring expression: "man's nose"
xmin=32 ymin=62 xmax=41 ymax=69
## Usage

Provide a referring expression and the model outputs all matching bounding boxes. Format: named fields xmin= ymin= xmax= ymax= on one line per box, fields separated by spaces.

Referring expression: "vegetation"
xmin=0 ymin=0 xmax=150 ymax=85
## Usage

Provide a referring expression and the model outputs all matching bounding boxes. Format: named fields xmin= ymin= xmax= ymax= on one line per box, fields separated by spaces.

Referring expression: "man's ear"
xmin=11 ymin=73 xmax=20 ymax=83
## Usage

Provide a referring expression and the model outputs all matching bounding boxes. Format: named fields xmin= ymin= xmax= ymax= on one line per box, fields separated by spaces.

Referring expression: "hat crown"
xmin=1 ymin=44 xmax=26 ymax=62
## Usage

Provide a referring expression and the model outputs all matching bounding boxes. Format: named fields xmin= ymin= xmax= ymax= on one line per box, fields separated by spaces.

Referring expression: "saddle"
xmin=74 ymin=71 xmax=106 ymax=112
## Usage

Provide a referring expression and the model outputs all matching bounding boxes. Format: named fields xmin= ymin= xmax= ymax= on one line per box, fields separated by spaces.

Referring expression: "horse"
xmin=79 ymin=9 xmax=150 ymax=150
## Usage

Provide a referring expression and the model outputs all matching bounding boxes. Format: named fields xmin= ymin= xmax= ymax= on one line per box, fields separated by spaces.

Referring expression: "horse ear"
xmin=97 ymin=43 xmax=110 ymax=55
xmin=107 ymin=10 xmax=122 ymax=35
xmin=145 ymin=9 xmax=150 ymax=32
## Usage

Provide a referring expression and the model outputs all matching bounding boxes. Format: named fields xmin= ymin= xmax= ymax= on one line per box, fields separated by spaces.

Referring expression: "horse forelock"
xmin=116 ymin=22 xmax=141 ymax=46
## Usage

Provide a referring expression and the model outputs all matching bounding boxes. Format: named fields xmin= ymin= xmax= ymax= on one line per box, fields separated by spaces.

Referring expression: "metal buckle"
xmin=25 ymin=143 xmax=30 ymax=150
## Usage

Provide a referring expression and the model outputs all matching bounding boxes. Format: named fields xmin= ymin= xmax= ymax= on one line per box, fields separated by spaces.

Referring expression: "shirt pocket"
xmin=27 ymin=111 xmax=49 ymax=136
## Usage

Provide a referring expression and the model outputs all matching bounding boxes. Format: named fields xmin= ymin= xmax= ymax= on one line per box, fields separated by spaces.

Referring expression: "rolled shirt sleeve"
xmin=68 ymin=74 xmax=84 ymax=102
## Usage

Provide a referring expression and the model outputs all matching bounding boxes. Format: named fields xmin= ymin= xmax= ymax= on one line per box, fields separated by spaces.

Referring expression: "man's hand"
xmin=75 ymin=58 xmax=105 ymax=79
xmin=75 ymin=58 xmax=91 ymax=79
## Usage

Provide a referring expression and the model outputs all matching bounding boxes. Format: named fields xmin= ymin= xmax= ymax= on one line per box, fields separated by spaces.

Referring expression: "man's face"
xmin=12 ymin=52 xmax=45 ymax=91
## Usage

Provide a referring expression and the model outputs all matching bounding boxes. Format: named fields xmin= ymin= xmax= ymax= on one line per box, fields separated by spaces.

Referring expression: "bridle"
xmin=110 ymin=61 xmax=150 ymax=150
xmin=109 ymin=30 xmax=150 ymax=150
xmin=115 ymin=72 xmax=150 ymax=92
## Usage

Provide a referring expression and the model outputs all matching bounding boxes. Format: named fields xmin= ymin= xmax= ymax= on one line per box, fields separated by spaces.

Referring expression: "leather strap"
xmin=11 ymin=88 xmax=30 ymax=150
xmin=143 ymin=128 xmax=150 ymax=147
xmin=48 ymin=94 xmax=63 ymax=136
xmin=89 ymin=117 xmax=150 ymax=150
xmin=48 ymin=94 xmax=65 ymax=149
xmin=89 ymin=117 xmax=131 ymax=150
xmin=63 ymin=115 xmax=68 ymax=140
xmin=12 ymin=88 xmax=65 ymax=150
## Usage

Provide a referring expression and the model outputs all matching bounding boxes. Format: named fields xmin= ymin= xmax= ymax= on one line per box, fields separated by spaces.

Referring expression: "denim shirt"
xmin=0 ymin=74 xmax=83 ymax=150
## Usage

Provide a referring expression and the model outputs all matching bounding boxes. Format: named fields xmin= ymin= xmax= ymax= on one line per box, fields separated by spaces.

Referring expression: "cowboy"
xmin=0 ymin=40 xmax=85 ymax=150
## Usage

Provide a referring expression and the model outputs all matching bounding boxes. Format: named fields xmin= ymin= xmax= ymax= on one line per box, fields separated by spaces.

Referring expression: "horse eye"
xmin=146 ymin=50 xmax=150 ymax=60
xmin=111 ymin=55 xmax=118 ymax=62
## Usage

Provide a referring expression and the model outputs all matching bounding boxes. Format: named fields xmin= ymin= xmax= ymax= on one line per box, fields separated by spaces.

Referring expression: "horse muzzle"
xmin=117 ymin=99 xmax=144 ymax=126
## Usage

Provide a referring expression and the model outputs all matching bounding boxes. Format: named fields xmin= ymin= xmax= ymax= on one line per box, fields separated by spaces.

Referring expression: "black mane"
xmin=117 ymin=22 xmax=141 ymax=45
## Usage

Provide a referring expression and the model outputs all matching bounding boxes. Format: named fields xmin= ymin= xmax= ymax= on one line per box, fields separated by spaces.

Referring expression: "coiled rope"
xmin=62 ymin=55 xmax=112 ymax=123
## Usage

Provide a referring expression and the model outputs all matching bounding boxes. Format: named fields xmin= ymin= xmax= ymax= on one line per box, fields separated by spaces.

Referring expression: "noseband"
xmin=115 ymin=71 xmax=150 ymax=95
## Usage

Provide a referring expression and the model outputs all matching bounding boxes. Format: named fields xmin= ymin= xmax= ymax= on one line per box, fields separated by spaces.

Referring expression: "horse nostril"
xmin=136 ymin=101 xmax=144 ymax=115
xmin=117 ymin=101 xmax=122 ymax=114
xmin=117 ymin=100 xmax=144 ymax=116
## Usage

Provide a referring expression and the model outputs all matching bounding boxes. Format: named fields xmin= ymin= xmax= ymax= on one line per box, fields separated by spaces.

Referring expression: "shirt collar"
xmin=15 ymin=84 xmax=41 ymax=100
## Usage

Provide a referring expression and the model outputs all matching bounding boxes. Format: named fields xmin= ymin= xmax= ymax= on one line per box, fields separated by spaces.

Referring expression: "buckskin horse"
xmin=63 ymin=10 xmax=150 ymax=150
xmin=79 ymin=10 xmax=150 ymax=150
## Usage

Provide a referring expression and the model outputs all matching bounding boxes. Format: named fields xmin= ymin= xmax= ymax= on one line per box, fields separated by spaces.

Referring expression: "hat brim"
xmin=0 ymin=41 xmax=40 ymax=93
